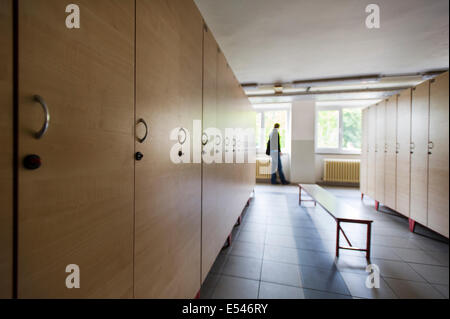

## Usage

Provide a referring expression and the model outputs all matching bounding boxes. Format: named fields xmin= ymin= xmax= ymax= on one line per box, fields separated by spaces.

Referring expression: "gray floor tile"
xmin=371 ymin=235 xmax=422 ymax=249
xmin=432 ymin=284 xmax=449 ymax=298
xmin=372 ymin=258 xmax=426 ymax=282
xmin=261 ymin=260 xmax=302 ymax=287
xmin=425 ymin=250 xmax=449 ymax=267
xmin=210 ymin=252 xmax=228 ymax=274
xmin=299 ymin=265 xmax=351 ymax=295
xmin=340 ymin=272 xmax=397 ymax=299
xmin=258 ymin=282 xmax=305 ymax=299
xmin=200 ymin=274 xmax=221 ymax=299
xmin=229 ymin=241 xmax=264 ymax=259
xmin=335 ymin=255 xmax=370 ymax=275
xmin=370 ymin=245 xmax=403 ymax=261
xmin=265 ymin=233 xmax=297 ymax=248
xmin=303 ymin=288 xmax=352 ymax=299
xmin=241 ymin=222 xmax=267 ymax=233
xmin=408 ymin=263 xmax=449 ymax=285
xmin=263 ymin=245 xmax=300 ymax=264
xmin=413 ymin=238 xmax=449 ymax=253
xmin=296 ymin=249 xmax=336 ymax=269
xmin=384 ymin=278 xmax=444 ymax=299
xmin=236 ymin=230 xmax=266 ymax=245
xmin=212 ymin=275 xmax=259 ymax=299
xmin=222 ymin=255 xmax=262 ymax=280
xmin=393 ymin=247 xmax=442 ymax=265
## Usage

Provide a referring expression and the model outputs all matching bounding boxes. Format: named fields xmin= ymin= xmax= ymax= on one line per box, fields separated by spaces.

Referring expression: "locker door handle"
xmin=33 ymin=95 xmax=50 ymax=139
xmin=202 ymin=132 xmax=208 ymax=146
xmin=178 ymin=128 xmax=187 ymax=145
xmin=136 ymin=119 xmax=148 ymax=143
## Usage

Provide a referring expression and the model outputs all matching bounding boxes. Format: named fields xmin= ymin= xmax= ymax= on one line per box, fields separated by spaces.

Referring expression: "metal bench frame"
xmin=298 ymin=184 xmax=373 ymax=260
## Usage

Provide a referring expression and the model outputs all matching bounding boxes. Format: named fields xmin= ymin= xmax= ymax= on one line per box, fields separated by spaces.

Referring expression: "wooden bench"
xmin=298 ymin=184 xmax=373 ymax=260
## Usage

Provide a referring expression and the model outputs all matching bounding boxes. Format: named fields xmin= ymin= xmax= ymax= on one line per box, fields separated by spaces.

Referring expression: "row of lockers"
xmin=360 ymin=72 xmax=449 ymax=238
xmin=0 ymin=0 xmax=255 ymax=298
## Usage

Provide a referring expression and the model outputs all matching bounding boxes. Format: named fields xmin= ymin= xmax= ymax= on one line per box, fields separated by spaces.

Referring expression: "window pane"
xmin=317 ymin=110 xmax=339 ymax=149
xmin=255 ymin=112 xmax=262 ymax=150
xmin=342 ymin=108 xmax=362 ymax=151
xmin=263 ymin=110 xmax=287 ymax=149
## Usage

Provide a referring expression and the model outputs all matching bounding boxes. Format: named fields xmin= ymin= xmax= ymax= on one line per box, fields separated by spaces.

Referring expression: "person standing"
xmin=267 ymin=123 xmax=290 ymax=185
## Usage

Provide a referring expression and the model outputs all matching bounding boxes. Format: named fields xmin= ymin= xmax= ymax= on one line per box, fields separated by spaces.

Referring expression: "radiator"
xmin=323 ymin=159 xmax=360 ymax=184
xmin=256 ymin=158 xmax=271 ymax=179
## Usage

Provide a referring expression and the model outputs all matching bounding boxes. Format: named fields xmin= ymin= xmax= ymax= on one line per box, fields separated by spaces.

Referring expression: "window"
xmin=254 ymin=104 xmax=291 ymax=154
xmin=315 ymin=106 xmax=362 ymax=154
xmin=317 ymin=110 xmax=339 ymax=149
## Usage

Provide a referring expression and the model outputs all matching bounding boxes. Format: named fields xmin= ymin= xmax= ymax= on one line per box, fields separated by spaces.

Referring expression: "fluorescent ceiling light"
xmin=252 ymin=103 xmax=292 ymax=110
xmin=316 ymin=99 xmax=382 ymax=108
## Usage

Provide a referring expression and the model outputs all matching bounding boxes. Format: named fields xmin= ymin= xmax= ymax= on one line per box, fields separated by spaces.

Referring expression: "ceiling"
xmin=194 ymin=0 xmax=449 ymax=86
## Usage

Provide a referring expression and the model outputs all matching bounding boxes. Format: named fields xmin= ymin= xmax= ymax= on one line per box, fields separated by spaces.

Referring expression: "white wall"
xmin=290 ymin=100 xmax=316 ymax=183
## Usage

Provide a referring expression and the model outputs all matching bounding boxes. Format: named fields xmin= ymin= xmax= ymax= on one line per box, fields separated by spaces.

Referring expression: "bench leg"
xmin=335 ymin=221 xmax=340 ymax=258
xmin=366 ymin=223 xmax=372 ymax=260
xmin=409 ymin=218 xmax=416 ymax=233
xmin=299 ymin=186 xmax=302 ymax=205
xmin=375 ymin=200 xmax=380 ymax=211
xmin=361 ymin=193 xmax=364 ymax=200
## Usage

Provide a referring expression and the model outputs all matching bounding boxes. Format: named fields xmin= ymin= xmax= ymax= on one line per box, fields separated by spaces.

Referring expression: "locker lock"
xmin=23 ymin=154 xmax=42 ymax=170
xmin=135 ymin=152 xmax=144 ymax=161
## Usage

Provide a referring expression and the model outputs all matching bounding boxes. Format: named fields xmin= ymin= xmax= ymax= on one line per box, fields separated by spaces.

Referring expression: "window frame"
xmin=315 ymin=105 xmax=362 ymax=155
xmin=254 ymin=105 xmax=291 ymax=155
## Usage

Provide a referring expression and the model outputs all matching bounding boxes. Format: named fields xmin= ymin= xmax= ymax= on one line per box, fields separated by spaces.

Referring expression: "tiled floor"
xmin=200 ymin=184 xmax=449 ymax=299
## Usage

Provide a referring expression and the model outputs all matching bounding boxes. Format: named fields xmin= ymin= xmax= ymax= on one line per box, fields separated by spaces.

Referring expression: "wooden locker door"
xmin=360 ymin=108 xmax=368 ymax=195
xmin=428 ymin=72 xmax=449 ymax=237
xmin=410 ymin=81 xmax=430 ymax=226
xmin=215 ymin=49 xmax=234 ymax=248
xmin=396 ymin=89 xmax=412 ymax=217
xmin=201 ymin=26 xmax=221 ymax=282
xmin=0 ymin=0 xmax=13 ymax=298
xmin=18 ymin=0 xmax=135 ymax=298
xmin=243 ymin=92 xmax=256 ymax=201
xmin=384 ymin=96 xmax=397 ymax=210
xmin=135 ymin=0 xmax=203 ymax=298
xmin=375 ymin=101 xmax=386 ymax=204
xmin=367 ymin=106 xmax=376 ymax=198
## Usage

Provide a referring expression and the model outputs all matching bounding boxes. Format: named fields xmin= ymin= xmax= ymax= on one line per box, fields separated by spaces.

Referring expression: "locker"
xmin=427 ymin=73 xmax=449 ymax=237
xmin=134 ymin=0 xmax=203 ymax=298
xmin=396 ymin=89 xmax=412 ymax=217
xmin=0 ymin=0 xmax=13 ymax=299
xmin=367 ymin=106 xmax=376 ymax=198
xmin=201 ymin=25 xmax=221 ymax=282
xmin=410 ymin=81 xmax=430 ymax=226
xmin=18 ymin=0 xmax=135 ymax=298
xmin=360 ymin=108 xmax=369 ymax=196
xmin=384 ymin=96 xmax=397 ymax=210
xmin=375 ymin=101 xmax=386 ymax=204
